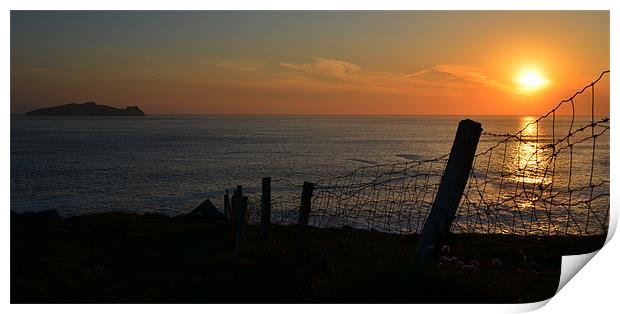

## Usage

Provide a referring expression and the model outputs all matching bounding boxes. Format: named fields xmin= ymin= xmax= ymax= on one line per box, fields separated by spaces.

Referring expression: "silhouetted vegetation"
xmin=11 ymin=212 xmax=604 ymax=303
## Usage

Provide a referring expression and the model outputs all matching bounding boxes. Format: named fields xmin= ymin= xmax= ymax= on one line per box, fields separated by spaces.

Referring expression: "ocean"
xmin=10 ymin=115 xmax=610 ymax=234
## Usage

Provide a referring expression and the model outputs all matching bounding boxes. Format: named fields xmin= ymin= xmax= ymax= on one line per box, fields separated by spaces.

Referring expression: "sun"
xmin=515 ymin=69 xmax=549 ymax=92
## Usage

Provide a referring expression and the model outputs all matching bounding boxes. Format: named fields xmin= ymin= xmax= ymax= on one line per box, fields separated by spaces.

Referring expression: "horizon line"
xmin=10 ymin=113 xmax=607 ymax=117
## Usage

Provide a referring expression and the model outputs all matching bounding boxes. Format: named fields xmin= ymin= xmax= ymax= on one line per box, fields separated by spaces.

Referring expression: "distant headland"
xmin=25 ymin=102 xmax=146 ymax=116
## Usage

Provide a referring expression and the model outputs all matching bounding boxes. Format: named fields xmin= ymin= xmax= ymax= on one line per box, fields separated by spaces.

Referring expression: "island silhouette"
xmin=25 ymin=102 xmax=145 ymax=116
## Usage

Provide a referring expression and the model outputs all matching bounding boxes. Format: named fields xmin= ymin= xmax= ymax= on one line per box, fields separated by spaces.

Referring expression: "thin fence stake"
xmin=224 ymin=190 xmax=231 ymax=225
xmin=261 ymin=177 xmax=272 ymax=240
xmin=234 ymin=185 xmax=245 ymax=250
xmin=297 ymin=181 xmax=315 ymax=251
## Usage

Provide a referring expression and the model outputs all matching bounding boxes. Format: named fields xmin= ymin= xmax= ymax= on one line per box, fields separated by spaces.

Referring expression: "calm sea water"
xmin=10 ymin=115 xmax=609 ymax=223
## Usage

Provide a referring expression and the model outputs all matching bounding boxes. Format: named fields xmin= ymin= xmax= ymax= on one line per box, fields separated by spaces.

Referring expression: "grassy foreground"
xmin=11 ymin=212 xmax=605 ymax=303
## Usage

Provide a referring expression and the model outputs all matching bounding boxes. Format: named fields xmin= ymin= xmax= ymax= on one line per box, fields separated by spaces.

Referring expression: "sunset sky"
xmin=10 ymin=11 xmax=610 ymax=115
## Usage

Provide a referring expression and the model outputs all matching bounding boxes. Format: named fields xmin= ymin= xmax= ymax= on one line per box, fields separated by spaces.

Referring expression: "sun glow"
xmin=515 ymin=69 xmax=549 ymax=93
xmin=512 ymin=116 xmax=552 ymax=189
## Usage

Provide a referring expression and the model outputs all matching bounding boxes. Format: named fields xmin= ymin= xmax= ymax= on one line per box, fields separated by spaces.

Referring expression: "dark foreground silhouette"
xmin=11 ymin=210 xmax=605 ymax=303
xmin=25 ymin=102 xmax=145 ymax=116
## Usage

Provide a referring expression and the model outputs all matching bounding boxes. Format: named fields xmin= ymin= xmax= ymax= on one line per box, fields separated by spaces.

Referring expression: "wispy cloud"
xmin=280 ymin=57 xmax=362 ymax=82
xmin=278 ymin=57 xmax=412 ymax=92
xmin=199 ymin=57 xmax=265 ymax=72
xmin=405 ymin=64 xmax=512 ymax=92
xmin=196 ymin=56 xmax=514 ymax=95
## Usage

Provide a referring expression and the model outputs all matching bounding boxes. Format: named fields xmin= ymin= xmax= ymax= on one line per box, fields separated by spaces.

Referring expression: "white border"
xmin=3 ymin=1 xmax=617 ymax=313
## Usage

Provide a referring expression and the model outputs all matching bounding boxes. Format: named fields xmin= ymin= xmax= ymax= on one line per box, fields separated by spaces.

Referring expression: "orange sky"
xmin=11 ymin=11 xmax=610 ymax=115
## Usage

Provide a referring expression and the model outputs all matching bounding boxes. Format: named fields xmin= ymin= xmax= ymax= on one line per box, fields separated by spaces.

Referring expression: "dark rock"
xmin=186 ymin=199 xmax=224 ymax=219
xmin=11 ymin=209 xmax=61 ymax=222
xmin=25 ymin=102 xmax=146 ymax=116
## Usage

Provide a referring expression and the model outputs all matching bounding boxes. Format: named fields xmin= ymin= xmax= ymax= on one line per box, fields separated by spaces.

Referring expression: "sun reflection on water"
xmin=512 ymin=116 xmax=552 ymax=190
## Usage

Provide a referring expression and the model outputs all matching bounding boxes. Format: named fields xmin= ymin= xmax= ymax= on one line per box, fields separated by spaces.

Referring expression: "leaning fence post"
xmin=261 ymin=177 xmax=272 ymax=240
xmin=415 ymin=119 xmax=482 ymax=264
xmin=297 ymin=181 xmax=315 ymax=250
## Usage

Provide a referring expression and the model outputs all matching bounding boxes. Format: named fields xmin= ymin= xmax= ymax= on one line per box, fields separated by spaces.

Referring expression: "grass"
xmin=11 ymin=212 xmax=605 ymax=303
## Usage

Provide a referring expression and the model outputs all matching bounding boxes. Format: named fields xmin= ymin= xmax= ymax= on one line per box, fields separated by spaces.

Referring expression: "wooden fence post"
xmin=234 ymin=185 xmax=246 ymax=250
xmin=261 ymin=177 xmax=272 ymax=240
xmin=224 ymin=190 xmax=235 ymax=246
xmin=224 ymin=190 xmax=231 ymax=225
xmin=242 ymin=196 xmax=248 ymax=229
xmin=415 ymin=119 xmax=482 ymax=264
xmin=297 ymin=181 xmax=315 ymax=250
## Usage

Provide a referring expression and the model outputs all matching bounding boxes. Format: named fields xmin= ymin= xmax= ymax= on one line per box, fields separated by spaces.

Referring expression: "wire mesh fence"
xmin=312 ymin=155 xmax=448 ymax=234
xmin=246 ymin=155 xmax=449 ymax=235
xmin=242 ymin=71 xmax=609 ymax=237
xmin=453 ymin=71 xmax=610 ymax=236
